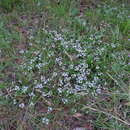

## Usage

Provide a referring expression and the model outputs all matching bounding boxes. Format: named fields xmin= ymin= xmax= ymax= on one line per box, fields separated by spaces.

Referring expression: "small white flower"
xmin=94 ymin=76 xmax=99 ymax=81
xmin=58 ymin=88 xmax=62 ymax=93
xmin=13 ymin=99 xmax=17 ymax=104
xmin=29 ymin=42 xmax=33 ymax=46
xmin=41 ymin=76 xmax=45 ymax=81
xmin=75 ymin=84 xmax=82 ymax=91
xmin=52 ymin=72 xmax=57 ymax=77
xmin=62 ymin=98 xmax=68 ymax=104
xmin=42 ymin=117 xmax=49 ymax=125
xmin=14 ymin=85 xmax=20 ymax=91
xmin=59 ymin=79 xmax=64 ymax=85
xmin=42 ymin=28 xmax=48 ymax=33
xmin=96 ymin=88 xmax=101 ymax=94
xmin=48 ymin=107 xmax=53 ymax=112
xmin=29 ymin=92 xmax=35 ymax=97
xmin=33 ymin=51 xmax=40 ymax=55
xmin=35 ymin=84 xmax=43 ymax=89
xmin=55 ymin=57 xmax=62 ymax=66
xmin=96 ymin=66 xmax=100 ymax=69
xmin=62 ymin=72 xmax=68 ymax=77
xmin=69 ymin=64 xmax=74 ymax=69
xmin=111 ymin=43 xmax=116 ymax=48
xmin=29 ymin=35 xmax=34 ymax=39
xmin=19 ymin=103 xmax=25 ymax=108
xmin=42 ymin=92 xmax=48 ymax=97
xmin=19 ymin=50 xmax=25 ymax=54
xmin=27 ymin=66 xmax=32 ymax=71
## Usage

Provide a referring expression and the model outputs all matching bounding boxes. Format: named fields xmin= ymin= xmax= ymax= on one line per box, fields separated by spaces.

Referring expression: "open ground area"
xmin=0 ymin=0 xmax=130 ymax=129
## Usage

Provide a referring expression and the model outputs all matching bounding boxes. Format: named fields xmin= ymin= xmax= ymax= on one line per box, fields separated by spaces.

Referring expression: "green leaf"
xmin=112 ymin=63 xmax=121 ymax=72
xmin=71 ymin=8 xmax=79 ymax=16
xmin=0 ymin=83 xmax=6 ymax=89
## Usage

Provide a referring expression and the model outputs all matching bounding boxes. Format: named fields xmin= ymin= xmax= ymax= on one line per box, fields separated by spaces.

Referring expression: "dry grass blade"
xmin=82 ymin=105 xmax=130 ymax=126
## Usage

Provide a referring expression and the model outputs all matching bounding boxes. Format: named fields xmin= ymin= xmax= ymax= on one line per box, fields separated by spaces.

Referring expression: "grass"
xmin=0 ymin=0 xmax=130 ymax=129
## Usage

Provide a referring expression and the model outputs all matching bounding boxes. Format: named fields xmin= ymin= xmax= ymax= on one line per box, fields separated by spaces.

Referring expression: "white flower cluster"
xmin=17 ymin=27 xmax=116 ymax=105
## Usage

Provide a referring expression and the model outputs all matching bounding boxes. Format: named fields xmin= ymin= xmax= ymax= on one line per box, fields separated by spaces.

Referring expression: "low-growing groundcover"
xmin=0 ymin=0 xmax=130 ymax=129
